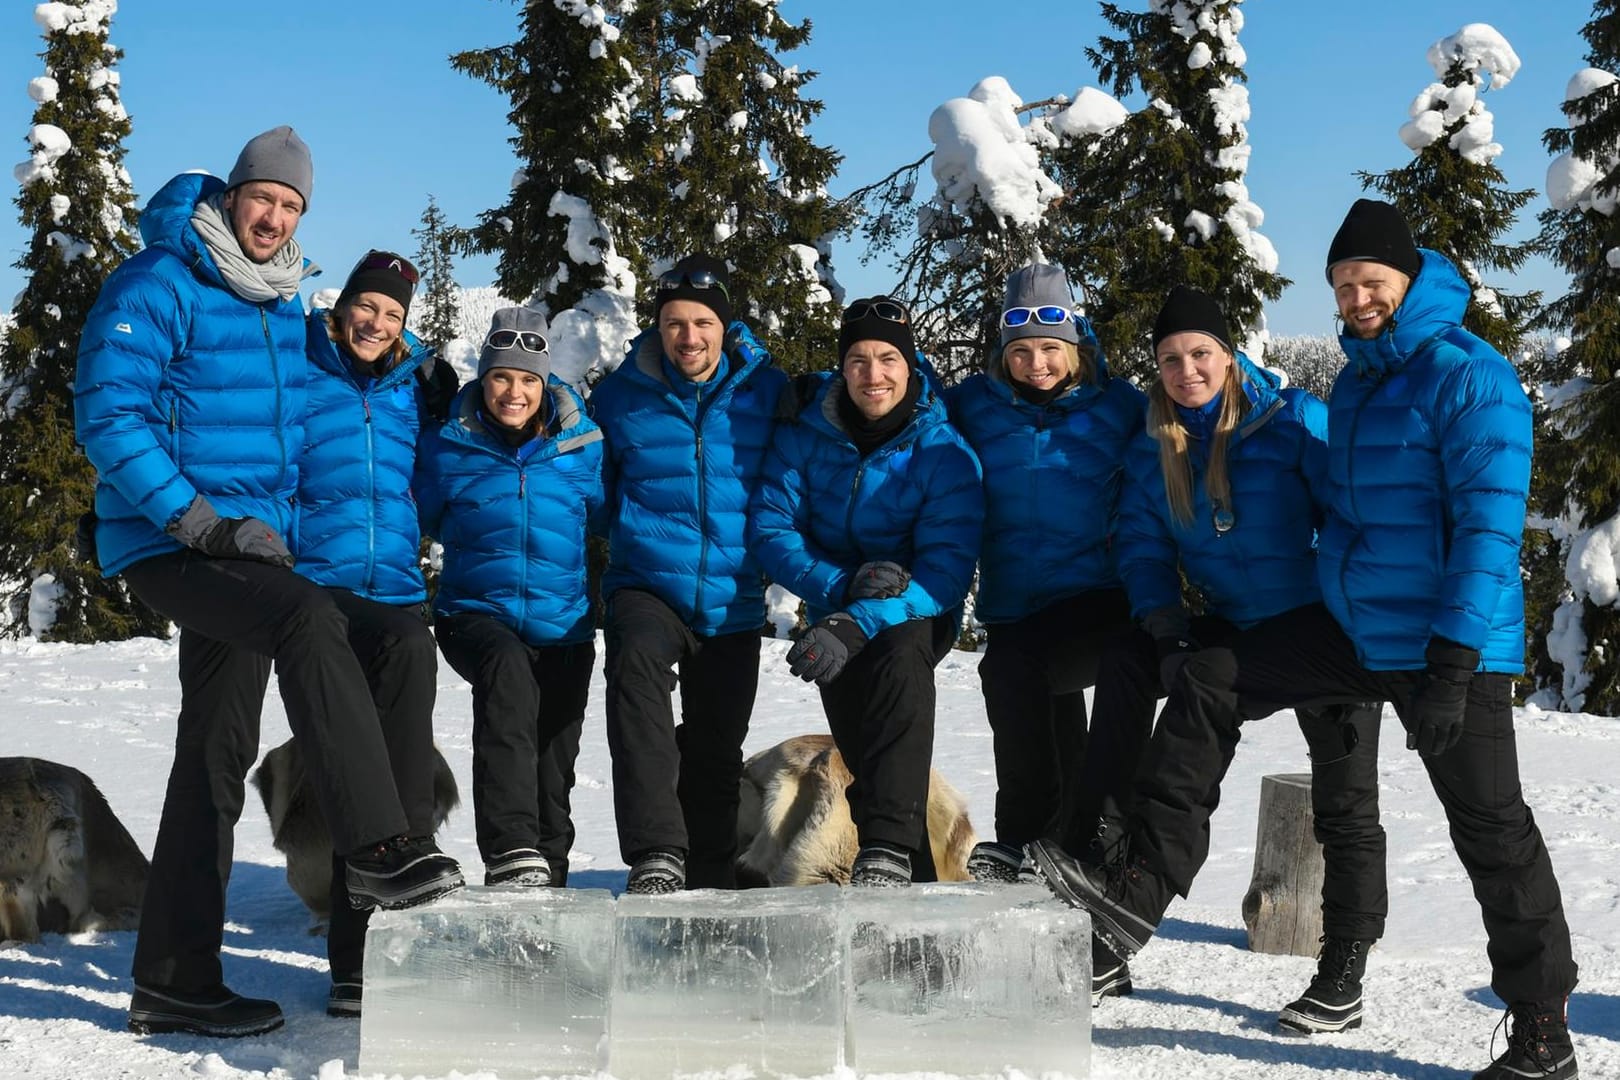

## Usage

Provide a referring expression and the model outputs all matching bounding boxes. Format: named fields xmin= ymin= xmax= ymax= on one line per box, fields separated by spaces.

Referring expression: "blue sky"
xmin=0 ymin=0 xmax=1590 ymax=340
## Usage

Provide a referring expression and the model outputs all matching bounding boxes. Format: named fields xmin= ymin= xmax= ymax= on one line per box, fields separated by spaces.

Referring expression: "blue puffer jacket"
xmin=74 ymin=172 xmax=307 ymax=576
xmin=1320 ymin=249 xmax=1530 ymax=673
xmin=592 ymin=323 xmax=787 ymax=636
xmin=294 ymin=310 xmax=432 ymax=604
xmin=748 ymin=368 xmax=985 ymax=640
xmin=946 ymin=333 xmax=1146 ymax=623
xmin=416 ymin=378 xmax=604 ymax=646
xmin=1117 ymin=354 xmax=1328 ymax=629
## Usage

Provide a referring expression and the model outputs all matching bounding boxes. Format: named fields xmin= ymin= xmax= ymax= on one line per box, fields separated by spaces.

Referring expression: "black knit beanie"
xmin=1325 ymin=198 xmax=1422 ymax=283
xmin=1151 ymin=285 xmax=1234 ymax=353
xmin=654 ymin=253 xmax=733 ymax=327
xmin=838 ymin=296 xmax=916 ymax=364
xmin=336 ymin=250 xmax=416 ymax=316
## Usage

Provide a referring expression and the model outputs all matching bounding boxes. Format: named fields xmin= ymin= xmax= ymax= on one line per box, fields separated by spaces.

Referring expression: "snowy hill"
xmin=0 ymin=634 xmax=1616 ymax=1079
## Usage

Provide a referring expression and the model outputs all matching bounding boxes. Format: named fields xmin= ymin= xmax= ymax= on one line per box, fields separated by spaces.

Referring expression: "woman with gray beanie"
xmin=415 ymin=308 xmax=605 ymax=898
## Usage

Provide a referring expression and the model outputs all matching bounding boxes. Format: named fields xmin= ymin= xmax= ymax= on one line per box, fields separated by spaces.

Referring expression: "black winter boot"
xmin=1027 ymin=837 xmax=1171 ymax=956
xmin=128 ymin=983 xmax=283 ymax=1038
xmin=966 ymin=841 xmax=1023 ymax=884
xmin=345 ymin=835 xmax=465 ymax=910
xmin=850 ymin=843 xmax=912 ymax=887
xmin=1473 ymin=1000 xmax=1578 ymax=1079
xmin=625 ymin=848 xmax=686 ymax=894
xmin=1278 ymin=936 xmax=1372 ymax=1034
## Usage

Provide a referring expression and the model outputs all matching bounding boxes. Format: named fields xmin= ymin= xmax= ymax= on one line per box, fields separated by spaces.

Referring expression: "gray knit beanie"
xmin=478 ymin=307 xmax=551 ymax=382
xmin=227 ymin=125 xmax=313 ymax=210
xmin=1000 ymin=264 xmax=1081 ymax=348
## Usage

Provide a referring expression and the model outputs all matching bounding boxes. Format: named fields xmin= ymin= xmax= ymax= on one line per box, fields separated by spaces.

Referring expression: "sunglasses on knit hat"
xmin=484 ymin=328 xmax=548 ymax=353
xmin=1001 ymin=305 xmax=1074 ymax=329
xmin=656 ymin=268 xmax=731 ymax=302
xmin=842 ymin=299 xmax=911 ymax=324
xmin=351 ymin=250 xmax=420 ymax=287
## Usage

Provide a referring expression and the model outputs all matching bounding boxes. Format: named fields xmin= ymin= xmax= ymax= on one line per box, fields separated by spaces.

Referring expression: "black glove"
xmin=418 ymin=355 xmax=461 ymax=423
xmin=1406 ymin=637 xmax=1478 ymax=756
xmin=167 ymin=495 xmax=294 ymax=569
xmin=787 ymin=612 xmax=868 ymax=686
xmin=74 ymin=511 xmax=99 ymax=566
xmin=1140 ymin=606 xmax=1198 ymax=691
xmin=847 ymin=561 xmax=910 ymax=601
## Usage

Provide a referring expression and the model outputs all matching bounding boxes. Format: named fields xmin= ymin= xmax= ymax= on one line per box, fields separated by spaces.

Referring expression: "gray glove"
xmin=847 ymin=561 xmax=910 ymax=601
xmin=787 ymin=613 xmax=868 ymax=686
xmin=167 ymin=495 xmax=294 ymax=568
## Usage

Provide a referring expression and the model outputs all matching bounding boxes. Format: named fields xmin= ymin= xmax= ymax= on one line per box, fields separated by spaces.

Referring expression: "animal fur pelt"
xmin=251 ymin=737 xmax=459 ymax=920
xmin=735 ymin=734 xmax=977 ymax=886
xmin=0 ymin=757 xmax=148 ymax=942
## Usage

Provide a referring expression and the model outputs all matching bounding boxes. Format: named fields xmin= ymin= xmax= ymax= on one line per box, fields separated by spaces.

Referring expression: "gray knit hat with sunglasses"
xmin=1000 ymin=263 xmax=1081 ymax=347
xmin=478 ymin=307 xmax=551 ymax=381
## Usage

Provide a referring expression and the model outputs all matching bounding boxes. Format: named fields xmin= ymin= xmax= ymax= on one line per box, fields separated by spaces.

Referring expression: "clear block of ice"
xmin=607 ymin=884 xmax=845 ymax=1080
xmin=843 ymin=882 xmax=1091 ymax=1079
xmin=359 ymin=886 xmax=616 ymax=1079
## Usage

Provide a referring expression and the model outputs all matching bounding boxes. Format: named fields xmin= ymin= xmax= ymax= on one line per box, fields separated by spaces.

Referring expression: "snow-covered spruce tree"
xmin=1044 ymin=0 xmax=1285 ymax=380
xmin=451 ymin=0 xmax=643 ymax=385
xmin=633 ymin=0 xmax=844 ymax=375
xmin=1524 ymin=2 xmax=1620 ymax=713
xmin=1357 ymin=24 xmax=1540 ymax=356
xmin=0 ymin=2 xmax=163 ymax=642
xmin=409 ymin=194 xmax=461 ymax=354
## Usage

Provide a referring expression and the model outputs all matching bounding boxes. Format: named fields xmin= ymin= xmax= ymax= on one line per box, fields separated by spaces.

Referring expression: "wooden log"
xmin=1240 ymin=772 xmax=1324 ymax=957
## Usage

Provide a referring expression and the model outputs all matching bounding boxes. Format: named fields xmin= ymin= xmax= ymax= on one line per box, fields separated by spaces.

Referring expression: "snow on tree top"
xmin=1047 ymin=87 xmax=1128 ymax=141
xmin=927 ymin=77 xmax=1061 ymax=230
xmin=34 ymin=1 xmax=117 ymax=34
xmin=1566 ymin=67 xmax=1618 ymax=120
xmin=1426 ymin=23 xmax=1521 ymax=89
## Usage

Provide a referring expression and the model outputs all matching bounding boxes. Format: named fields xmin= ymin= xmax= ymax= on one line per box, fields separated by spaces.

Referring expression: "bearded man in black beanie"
xmin=1029 ymin=201 xmax=1579 ymax=1079
xmin=591 ymin=254 xmax=787 ymax=893
xmin=747 ymin=297 xmax=984 ymax=886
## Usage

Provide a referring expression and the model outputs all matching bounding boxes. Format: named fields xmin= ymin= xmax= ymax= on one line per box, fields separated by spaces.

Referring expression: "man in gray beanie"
xmin=75 ymin=127 xmax=464 ymax=1040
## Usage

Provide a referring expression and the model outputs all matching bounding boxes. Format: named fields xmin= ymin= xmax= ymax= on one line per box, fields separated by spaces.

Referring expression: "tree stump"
xmin=1240 ymin=773 xmax=1324 ymax=957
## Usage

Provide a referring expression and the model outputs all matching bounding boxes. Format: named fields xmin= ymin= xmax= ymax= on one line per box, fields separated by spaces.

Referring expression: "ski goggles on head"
xmin=1000 ymin=305 xmax=1074 ymax=329
xmin=842 ymin=299 xmax=911 ymax=324
xmin=656 ymin=268 xmax=731 ymax=302
xmin=484 ymin=329 xmax=548 ymax=353
xmin=351 ymin=250 xmax=420 ymax=286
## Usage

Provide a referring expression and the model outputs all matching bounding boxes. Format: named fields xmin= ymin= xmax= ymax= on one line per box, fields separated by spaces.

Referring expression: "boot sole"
xmin=1027 ymin=843 xmax=1154 ymax=957
xmin=1277 ymin=1005 xmax=1363 ymax=1034
xmin=128 ymin=1010 xmax=285 ymax=1038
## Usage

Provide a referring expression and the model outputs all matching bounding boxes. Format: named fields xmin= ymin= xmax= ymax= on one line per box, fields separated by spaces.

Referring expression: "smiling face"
xmin=1003 ymin=336 xmax=1074 ymax=392
xmin=658 ymin=299 xmax=726 ymax=382
xmin=842 ymin=340 xmax=911 ymax=421
xmin=1331 ymin=260 xmax=1411 ymax=340
xmin=1155 ymin=331 xmax=1233 ymax=410
xmin=482 ymin=367 xmax=546 ymax=431
xmin=222 ymin=180 xmax=304 ymax=263
xmin=335 ymin=292 xmax=405 ymax=365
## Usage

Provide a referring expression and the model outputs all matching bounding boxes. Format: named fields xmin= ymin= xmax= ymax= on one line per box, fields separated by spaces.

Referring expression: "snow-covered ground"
xmin=1 ymin=634 xmax=1617 ymax=1079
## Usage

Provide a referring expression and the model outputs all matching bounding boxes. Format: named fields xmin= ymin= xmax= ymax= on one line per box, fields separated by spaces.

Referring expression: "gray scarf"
xmin=190 ymin=192 xmax=312 ymax=303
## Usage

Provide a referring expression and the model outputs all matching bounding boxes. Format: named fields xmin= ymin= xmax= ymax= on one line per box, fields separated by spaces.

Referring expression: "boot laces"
xmin=1317 ymin=936 xmax=1362 ymax=993
xmin=1490 ymin=1003 xmax=1561 ymax=1074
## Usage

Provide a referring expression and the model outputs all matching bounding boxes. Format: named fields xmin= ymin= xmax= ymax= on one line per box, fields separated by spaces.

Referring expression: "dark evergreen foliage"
xmin=410 ymin=194 xmax=461 ymax=354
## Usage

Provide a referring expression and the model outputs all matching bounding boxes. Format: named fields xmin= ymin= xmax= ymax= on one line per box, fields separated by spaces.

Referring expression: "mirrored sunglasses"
xmin=485 ymin=329 xmax=548 ymax=353
xmin=657 ymin=268 xmax=731 ymax=302
xmin=353 ymin=250 xmax=420 ymax=286
xmin=1001 ymin=305 xmax=1074 ymax=328
xmin=842 ymin=299 xmax=910 ymax=324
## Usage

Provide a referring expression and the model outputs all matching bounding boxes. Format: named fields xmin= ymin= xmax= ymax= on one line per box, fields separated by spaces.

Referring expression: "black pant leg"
xmin=1400 ymin=672 xmax=1578 ymax=1004
xmin=675 ymin=629 xmax=762 ymax=889
xmin=603 ymin=589 xmax=694 ymax=861
xmin=1132 ymin=604 xmax=1383 ymax=894
xmin=436 ymin=613 xmax=543 ymax=863
xmin=1298 ymin=701 xmax=1388 ymax=941
xmin=124 ymin=553 xmax=408 ymax=852
xmin=819 ymin=616 xmax=949 ymax=873
xmin=130 ymin=629 xmax=269 ymax=993
xmin=530 ymin=639 xmax=596 ymax=881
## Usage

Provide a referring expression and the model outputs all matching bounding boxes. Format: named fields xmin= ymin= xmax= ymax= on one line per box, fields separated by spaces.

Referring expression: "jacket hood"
xmin=1338 ymin=248 xmax=1470 ymax=379
xmin=140 ymin=171 xmax=227 ymax=289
